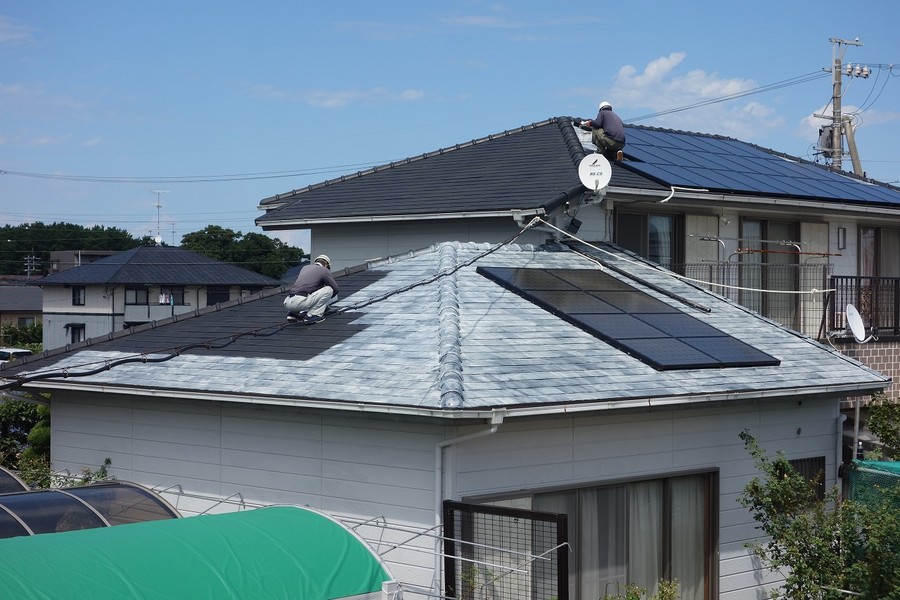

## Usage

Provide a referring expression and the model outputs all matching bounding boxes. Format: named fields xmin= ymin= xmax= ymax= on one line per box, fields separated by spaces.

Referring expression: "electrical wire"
xmin=627 ymin=71 xmax=829 ymax=122
xmin=0 ymin=219 xmax=542 ymax=391
xmin=535 ymin=218 xmax=836 ymax=296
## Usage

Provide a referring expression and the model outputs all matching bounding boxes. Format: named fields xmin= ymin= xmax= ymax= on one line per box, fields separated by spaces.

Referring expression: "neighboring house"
xmin=47 ymin=249 xmax=118 ymax=274
xmin=0 ymin=285 xmax=42 ymax=332
xmin=2 ymin=241 xmax=889 ymax=599
xmin=255 ymin=116 xmax=900 ymax=395
xmin=33 ymin=246 xmax=280 ymax=350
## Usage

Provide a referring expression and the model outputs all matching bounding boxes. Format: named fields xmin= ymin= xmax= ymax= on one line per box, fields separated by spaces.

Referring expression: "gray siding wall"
xmin=311 ymin=219 xmax=552 ymax=270
xmin=51 ymin=392 xmax=839 ymax=599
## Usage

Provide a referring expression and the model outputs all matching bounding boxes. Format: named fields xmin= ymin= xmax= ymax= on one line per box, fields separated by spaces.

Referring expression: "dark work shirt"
xmin=592 ymin=109 xmax=626 ymax=143
xmin=288 ymin=263 xmax=339 ymax=297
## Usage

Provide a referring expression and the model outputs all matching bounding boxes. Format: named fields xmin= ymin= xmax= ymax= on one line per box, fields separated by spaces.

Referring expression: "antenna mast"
xmin=149 ymin=189 xmax=170 ymax=244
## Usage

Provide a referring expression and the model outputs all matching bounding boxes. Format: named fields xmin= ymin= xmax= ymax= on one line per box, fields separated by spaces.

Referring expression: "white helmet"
xmin=599 ymin=101 xmax=612 ymax=111
xmin=314 ymin=254 xmax=331 ymax=268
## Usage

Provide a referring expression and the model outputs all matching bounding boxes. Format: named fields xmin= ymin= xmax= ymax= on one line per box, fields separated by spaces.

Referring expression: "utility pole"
xmin=819 ymin=37 xmax=866 ymax=174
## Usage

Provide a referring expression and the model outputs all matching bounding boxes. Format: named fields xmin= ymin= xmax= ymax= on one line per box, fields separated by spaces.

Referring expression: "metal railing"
xmin=677 ymin=262 xmax=833 ymax=337
xmin=830 ymin=276 xmax=900 ymax=338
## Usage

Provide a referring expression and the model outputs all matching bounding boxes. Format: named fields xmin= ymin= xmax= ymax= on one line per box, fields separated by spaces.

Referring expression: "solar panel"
xmin=622 ymin=126 xmax=900 ymax=207
xmin=478 ymin=266 xmax=780 ymax=371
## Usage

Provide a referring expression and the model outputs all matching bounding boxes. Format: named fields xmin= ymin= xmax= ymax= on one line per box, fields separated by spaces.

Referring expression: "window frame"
xmin=71 ymin=286 xmax=85 ymax=306
xmin=469 ymin=469 xmax=718 ymax=600
xmin=124 ymin=287 xmax=150 ymax=306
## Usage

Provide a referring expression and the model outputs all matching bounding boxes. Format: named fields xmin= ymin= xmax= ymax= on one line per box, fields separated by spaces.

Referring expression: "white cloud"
xmin=0 ymin=15 xmax=34 ymax=45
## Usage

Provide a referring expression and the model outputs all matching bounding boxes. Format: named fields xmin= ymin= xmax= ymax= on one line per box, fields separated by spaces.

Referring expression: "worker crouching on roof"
xmin=284 ymin=254 xmax=339 ymax=325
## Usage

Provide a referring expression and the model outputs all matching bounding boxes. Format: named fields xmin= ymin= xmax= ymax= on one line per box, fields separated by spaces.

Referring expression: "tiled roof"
xmin=257 ymin=117 xmax=900 ymax=226
xmin=35 ymin=246 xmax=280 ymax=287
xmin=3 ymin=242 xmax=888 ymax=416
xmin=255 ymin=118 xmax=665 ymax=225
xmin=0 ymin=286 xmax=42 ymax=311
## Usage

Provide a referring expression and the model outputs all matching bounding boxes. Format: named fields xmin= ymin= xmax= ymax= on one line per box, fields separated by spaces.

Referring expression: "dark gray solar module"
xmin=477 ymin=266 xmax=781 ymax=371
xmin=622 ymin=126 xmax=900 ymax=207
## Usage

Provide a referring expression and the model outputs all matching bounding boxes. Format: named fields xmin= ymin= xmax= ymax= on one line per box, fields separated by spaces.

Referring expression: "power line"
xmin=627 ymin=71 xmax=830 ymax=122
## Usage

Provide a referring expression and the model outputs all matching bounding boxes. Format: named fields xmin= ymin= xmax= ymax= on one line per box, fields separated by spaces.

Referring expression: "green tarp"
xmin=0 ymin=505 xmax=390 ymax=599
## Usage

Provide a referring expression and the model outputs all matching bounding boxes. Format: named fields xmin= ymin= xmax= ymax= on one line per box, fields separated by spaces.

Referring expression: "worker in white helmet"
xmin=578 ymin=101 xmax=626 ymax=161
xmin=284 ymin=254 xmax=339 ymax=324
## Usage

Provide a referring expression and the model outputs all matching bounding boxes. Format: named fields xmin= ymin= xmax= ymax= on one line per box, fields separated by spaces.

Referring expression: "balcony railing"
xmin=676 ymin=262 xmax=833 ymax=338
xmin=829 ymin=276 xmax=900 ymax=339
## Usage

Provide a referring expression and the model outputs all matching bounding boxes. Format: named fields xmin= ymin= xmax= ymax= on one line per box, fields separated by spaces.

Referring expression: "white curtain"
xmin=670 ymin=476 xmax=706 ymax=600
xmin=628 ymin=480 xmax=663 ymax=597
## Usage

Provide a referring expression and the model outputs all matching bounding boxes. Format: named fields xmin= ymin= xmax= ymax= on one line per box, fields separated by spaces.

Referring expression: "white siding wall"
xmin=51 ymin=392 xmax=839 ymax=599
xmin=311 ymin=219 xmax=551 ymax=270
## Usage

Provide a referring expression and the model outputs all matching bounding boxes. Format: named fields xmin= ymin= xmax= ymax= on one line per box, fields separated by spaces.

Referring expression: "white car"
xmin=0 ymin=348 xmax=33 ymax=366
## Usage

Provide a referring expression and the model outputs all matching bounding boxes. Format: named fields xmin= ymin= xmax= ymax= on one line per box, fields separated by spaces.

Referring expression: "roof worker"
xmin=578 ymin=101 xmax=626 ymax=161
xmin=284 ymin=254 xmax=339 ymax=324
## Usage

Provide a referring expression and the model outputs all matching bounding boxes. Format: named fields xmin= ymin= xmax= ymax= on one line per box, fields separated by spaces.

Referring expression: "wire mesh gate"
xmin=443 ymin=500 xmax=568 ymax=600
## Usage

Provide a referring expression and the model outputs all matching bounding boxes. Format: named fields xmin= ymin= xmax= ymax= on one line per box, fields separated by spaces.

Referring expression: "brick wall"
xmin=839 ymin=340 xmax=900 ymax=401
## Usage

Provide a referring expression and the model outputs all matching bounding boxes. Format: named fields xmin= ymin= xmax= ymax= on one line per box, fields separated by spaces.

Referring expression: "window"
xmin=158 ymin=287 xmax=185 ymax=305
xmin=17 ymin=317 xmax=35 ymax=327
xmin=68 ymin=324 xmax=85 ymax=344
xmin=497 ymin=473 xmax=714 ymax=600
xmin=615 ymin=212 xmax=682 ymax=270
xmin=206 ymin=286 xmax=230 ymax=305
xmin=739 ymin=219 xmax=800 ymax=329
xmin=860 ymin=226 xmax=900 ymax=278
xmin=125 ymin=287 xmax=149 ymax=305
xmin=787 ymin=456 xmax=826 ymax=501
xmin=71 ymin=286 xmax=85 ymax=306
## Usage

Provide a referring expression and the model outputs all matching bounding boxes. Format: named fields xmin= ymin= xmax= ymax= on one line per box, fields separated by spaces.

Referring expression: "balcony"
xmin=829 ymin=276 xmax=900 ymax=339
xmin=124 ymin=303 xmax=194 ymax=325
xmin=678 ymin=263 xmax=833 ymax=338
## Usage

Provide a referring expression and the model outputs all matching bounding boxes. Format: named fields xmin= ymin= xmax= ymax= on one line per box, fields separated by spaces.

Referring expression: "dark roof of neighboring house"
xmin=33 ymin=246 xmax=280 ymax=287
xmin=256 ymin=117 xmax=900 ymax=227
xmin=255 ymin=117 xmax=666 ymax=226
xmin=3 ymin=242 xmax=887 ymax=418
xmin=0 ymin=286 xmax=42 ymax=312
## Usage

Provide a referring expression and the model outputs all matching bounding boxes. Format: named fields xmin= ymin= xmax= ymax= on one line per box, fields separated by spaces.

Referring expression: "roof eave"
xmin=257 ymin=208 xmax=548 ymax=228
xmin=20 ymin=378 xmax=888 ymax=420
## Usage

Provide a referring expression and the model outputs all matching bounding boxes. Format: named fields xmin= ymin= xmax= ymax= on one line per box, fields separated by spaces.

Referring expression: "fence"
xmin=443 ymin=500 xmax=568 ymax=600
xmin=678 ymin=262 xmax=833 ymax=337
xmin=830 ymin=276 xmax=900 ymax=338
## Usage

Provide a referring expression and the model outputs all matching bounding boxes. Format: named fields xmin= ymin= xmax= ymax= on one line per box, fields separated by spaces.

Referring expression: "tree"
xmin=181 ymin=225 xmax=304 ymax=279
xmin=738 ymin=430 xmax=900 ymax=599
xmin=866 ymin=391 xmax=900 ymax=460
xmin=0 ymin=222 xmax=139 ymax=275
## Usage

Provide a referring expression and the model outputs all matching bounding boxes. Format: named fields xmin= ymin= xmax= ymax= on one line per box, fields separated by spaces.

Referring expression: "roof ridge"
xmin=266 ymin=118 xmax=562 ymax=203
xmin=556 ymin=116 xmax=589 ymax=166
xmin=437 ymin=244 xmax=464 ymax=409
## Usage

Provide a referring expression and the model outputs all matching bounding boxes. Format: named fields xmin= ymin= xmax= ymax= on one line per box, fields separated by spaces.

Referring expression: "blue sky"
xmin=2 ymin=1 xmax=898 ymax=251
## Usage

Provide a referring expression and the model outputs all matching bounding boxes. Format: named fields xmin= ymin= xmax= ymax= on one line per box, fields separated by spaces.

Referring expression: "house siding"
xmin=51 ymin=392 xmax=839 ymax=599
xmin=311 ymin=219 xmax=551 ymax=270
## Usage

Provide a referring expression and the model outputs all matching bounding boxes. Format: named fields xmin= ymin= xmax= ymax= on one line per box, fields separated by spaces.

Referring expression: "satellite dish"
xmin=845 ymin=303 xmax=867 ymax=342
xmin=154 ymin=235 xmax=162 ymax=245
xmin=578 ymin=153 xmax=612 ymax=191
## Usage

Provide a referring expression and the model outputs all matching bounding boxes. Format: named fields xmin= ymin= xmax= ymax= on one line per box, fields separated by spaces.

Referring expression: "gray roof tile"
xmin=2 ymin=242 xmax=889 ymax=414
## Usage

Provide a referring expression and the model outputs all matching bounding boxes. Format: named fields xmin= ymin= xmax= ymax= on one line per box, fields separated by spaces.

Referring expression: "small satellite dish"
xmin=845 ymin=303 xmax=867 ymax=342
xmin=154 ymin=235 xmax=162 ymax=245
xmin=578 ymin=153 xmax=612 ymax=191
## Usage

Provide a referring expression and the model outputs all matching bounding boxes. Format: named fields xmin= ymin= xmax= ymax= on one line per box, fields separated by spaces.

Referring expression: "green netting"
xmin=848 ymin=460 xmax=900 ymax=508
xmin=0 ymin=505 xmax=390 ymax=599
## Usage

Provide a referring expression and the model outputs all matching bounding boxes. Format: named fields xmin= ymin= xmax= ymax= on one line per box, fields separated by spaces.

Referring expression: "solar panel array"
xmin=621 ymin=127 xmax=900 ymax=207
xmin=478 ymin=266 xmax=780 ymax=371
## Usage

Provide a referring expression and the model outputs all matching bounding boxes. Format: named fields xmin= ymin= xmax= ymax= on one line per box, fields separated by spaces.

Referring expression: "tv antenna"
xmin=149 ymin=189 xmax=169 ymax=244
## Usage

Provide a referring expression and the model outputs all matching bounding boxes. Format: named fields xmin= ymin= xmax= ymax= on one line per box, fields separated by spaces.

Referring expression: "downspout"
xmin=432 ymin=409 xmax=505 ymax=593
xmin=836 ymin=413 xmax=847 ymax=496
